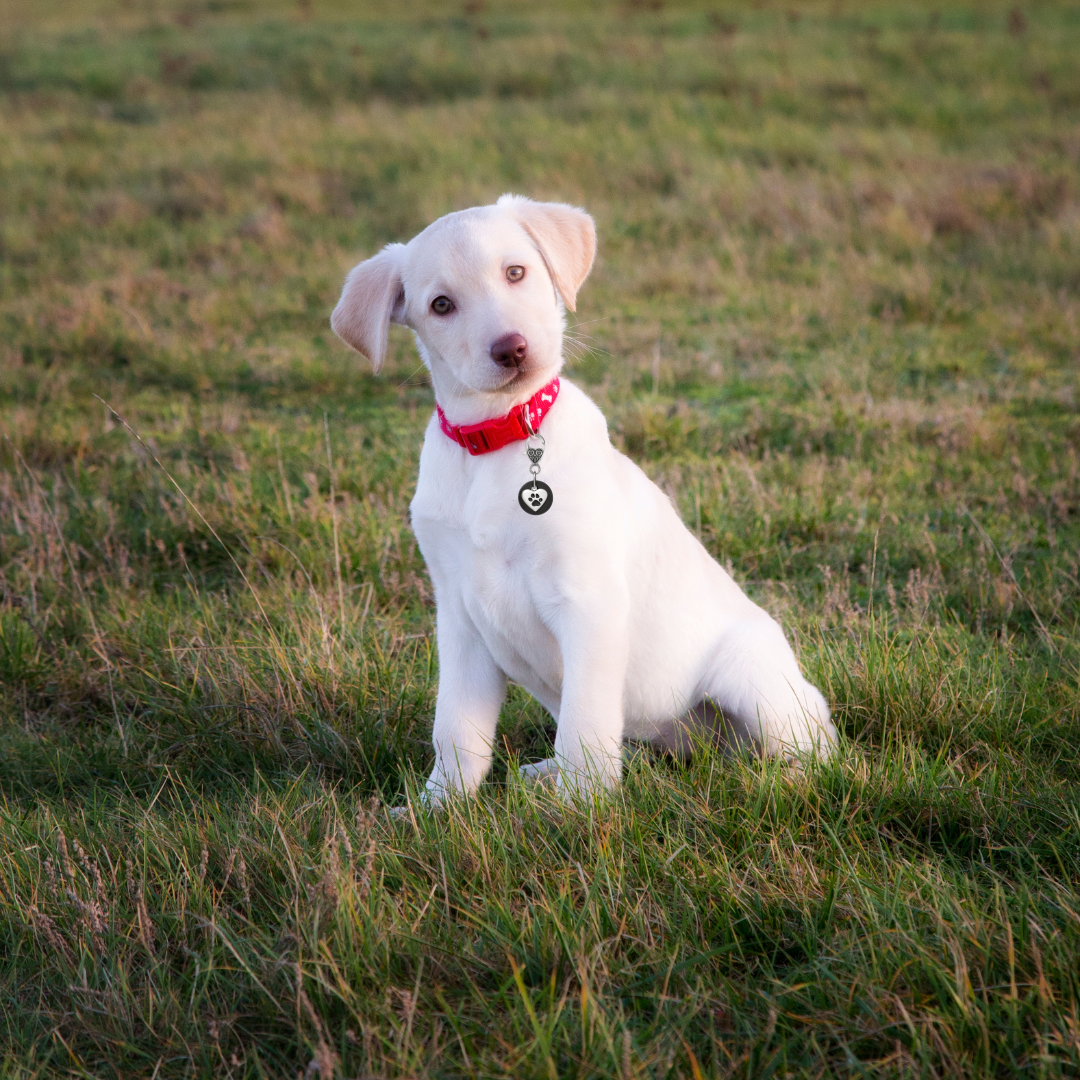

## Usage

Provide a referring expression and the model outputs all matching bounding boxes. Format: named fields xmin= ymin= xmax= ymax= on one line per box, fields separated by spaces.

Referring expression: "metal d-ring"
xmin=522 ymin=407 xmax=544 ymax=441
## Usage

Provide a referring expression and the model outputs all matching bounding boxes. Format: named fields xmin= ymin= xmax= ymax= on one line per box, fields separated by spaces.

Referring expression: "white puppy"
xmin=332 ymin=195 xmax=837 ymax=802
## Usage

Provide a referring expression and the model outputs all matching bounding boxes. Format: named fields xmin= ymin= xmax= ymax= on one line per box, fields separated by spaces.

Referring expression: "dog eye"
xmin=506 ymin=266 xmax=525 ymax=283
xmin=430 ymin=296 xmax=455 ymax=315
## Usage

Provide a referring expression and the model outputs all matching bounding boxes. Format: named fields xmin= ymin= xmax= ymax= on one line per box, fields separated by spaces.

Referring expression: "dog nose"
xmin=490 ymin=332 xmax=528 ymax=368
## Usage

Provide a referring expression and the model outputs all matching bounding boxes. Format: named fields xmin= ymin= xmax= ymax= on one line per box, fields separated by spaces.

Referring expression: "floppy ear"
xmin=498 ymin=194 xmax=596 ymax=312
xmin=330 ymin=243 xmax=406 ymax=374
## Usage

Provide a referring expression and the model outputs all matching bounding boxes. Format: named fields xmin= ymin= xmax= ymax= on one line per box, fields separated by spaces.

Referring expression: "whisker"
xmin=397 ymin=362 xmax=429 ymax=388
xmin=564 ymin=332 xmax=607 ymax=352
xmin=563 ymin=337 xmax=613 ymax=361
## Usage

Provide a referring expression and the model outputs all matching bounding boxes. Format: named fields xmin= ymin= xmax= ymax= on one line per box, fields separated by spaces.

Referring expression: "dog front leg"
xmin=425 ymin=608 xmax=507 ymax=804
xmin=552 ymin=600 xmax=630 ymax=797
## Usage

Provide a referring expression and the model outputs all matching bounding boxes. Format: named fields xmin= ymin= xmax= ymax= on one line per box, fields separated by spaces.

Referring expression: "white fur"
xmin=332 ymin=195 xmax=837 ymax=803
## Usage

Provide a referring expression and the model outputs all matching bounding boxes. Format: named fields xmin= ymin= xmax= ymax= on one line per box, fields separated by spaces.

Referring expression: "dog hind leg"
xmin=698 ymin=616 xmax=837 ymax=759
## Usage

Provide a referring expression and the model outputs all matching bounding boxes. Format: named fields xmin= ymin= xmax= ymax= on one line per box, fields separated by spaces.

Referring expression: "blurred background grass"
xmin=1 ymin=1 xmax=1079 ymax=1076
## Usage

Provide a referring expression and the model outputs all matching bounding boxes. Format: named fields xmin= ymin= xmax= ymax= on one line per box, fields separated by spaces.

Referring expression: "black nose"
xmin=490 ymin=332 xmax=528 ymax=368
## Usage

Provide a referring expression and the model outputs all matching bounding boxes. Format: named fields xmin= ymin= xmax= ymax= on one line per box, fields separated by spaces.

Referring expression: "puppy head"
xmin=331 ymin=196 xmax=595 ymax=400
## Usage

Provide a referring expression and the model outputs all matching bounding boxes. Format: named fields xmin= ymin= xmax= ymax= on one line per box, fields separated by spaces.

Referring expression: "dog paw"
xmin=519 ymin=757 xmax=560 ymax=785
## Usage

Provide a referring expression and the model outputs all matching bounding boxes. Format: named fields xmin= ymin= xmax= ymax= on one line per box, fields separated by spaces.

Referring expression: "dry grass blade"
xmin=324 ymin=411 xmax=345 ymax=633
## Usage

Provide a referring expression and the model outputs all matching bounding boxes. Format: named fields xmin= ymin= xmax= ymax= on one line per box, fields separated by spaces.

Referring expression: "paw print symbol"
xmin=519 ymin=481 xmax=552 ymax=514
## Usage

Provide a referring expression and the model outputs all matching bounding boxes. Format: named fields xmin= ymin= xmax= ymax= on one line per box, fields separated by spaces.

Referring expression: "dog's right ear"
xmin=330 ymin=244 xmax=406 ymax=374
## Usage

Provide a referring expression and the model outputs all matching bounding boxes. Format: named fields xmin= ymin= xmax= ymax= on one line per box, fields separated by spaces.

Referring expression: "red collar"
xmin=436 ymin=377 xmax=560 ymax=456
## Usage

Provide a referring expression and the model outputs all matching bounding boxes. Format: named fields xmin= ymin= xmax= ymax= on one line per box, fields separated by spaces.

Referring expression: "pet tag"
xmin=519 ymin=480 xmax=553 ymax=515
xmin=519 ymin=423 xmax=552 ymax=515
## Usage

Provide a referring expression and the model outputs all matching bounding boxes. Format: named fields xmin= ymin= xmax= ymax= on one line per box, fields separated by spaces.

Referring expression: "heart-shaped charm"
xmin=526 ymin=447 xmax=544 ymax=464
xmin=518 ymin=481 xmax=553 ymax=515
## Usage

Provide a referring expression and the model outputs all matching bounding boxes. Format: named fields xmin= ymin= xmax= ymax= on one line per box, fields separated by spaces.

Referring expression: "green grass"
xmin=2 ymin=0 xmax=1080 ymax=1075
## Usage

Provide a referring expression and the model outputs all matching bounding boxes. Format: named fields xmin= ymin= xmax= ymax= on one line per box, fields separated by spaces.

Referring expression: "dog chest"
xmin=414 ymin=503 xmax=563 ymax=678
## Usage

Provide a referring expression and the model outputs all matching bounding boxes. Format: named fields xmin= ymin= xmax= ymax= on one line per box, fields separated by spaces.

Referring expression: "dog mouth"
xmin=478 ymin=361 xmax=537 ymax=393
xmin=492 ymin=366 xmax=531 ymax=389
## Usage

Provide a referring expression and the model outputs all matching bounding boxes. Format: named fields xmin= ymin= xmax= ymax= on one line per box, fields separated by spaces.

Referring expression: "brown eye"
xmin=431 ymin=295 xmax=454 ymax=315
xmin=506 ymin=266 xmax=525 ymax=283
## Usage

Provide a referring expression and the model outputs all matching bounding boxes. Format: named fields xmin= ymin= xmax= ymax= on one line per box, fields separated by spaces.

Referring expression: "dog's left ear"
xmin=498 ymin=195 xmax=596 ymax=312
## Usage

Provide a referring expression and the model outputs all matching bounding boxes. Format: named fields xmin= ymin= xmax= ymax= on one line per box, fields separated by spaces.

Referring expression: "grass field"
xmin=2 ymin=0 xmax=1080 ymax=1075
